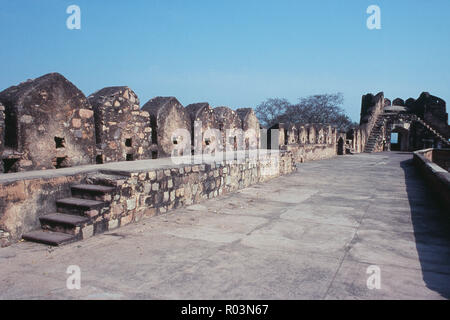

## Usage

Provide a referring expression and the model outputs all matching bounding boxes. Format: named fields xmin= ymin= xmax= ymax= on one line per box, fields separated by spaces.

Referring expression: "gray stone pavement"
xmin=1 ymin=152 xmax=449 ymax=299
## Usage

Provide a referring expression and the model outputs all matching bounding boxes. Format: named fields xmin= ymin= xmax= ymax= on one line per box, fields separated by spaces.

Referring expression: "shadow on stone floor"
xmin=400 ymin=158 xmax=450 ymax=299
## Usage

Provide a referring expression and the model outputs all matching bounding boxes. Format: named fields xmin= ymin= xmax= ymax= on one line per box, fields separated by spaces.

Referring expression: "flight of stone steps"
xmin=364 ymin=117 xmax=385 ymax=153
xmin=364 ymin=114 xmax=450 ymax=153
xmin=22 ymin=172 xmax=124 ymax=246
xmin=414 ymin=116 xmax=450 ymax=147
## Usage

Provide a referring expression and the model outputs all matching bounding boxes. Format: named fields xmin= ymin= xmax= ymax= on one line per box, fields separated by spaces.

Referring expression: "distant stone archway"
xmin=390 ymin=126 xmax=410 ymax=151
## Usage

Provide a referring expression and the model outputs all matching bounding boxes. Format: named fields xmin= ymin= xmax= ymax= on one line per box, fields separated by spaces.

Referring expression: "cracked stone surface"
xmin=0 ymin=152 xmax=449 ymax=299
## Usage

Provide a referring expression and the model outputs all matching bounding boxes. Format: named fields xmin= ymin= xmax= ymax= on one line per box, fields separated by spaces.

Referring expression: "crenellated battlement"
xmin=0 ymin=73 xmax=343 ymax=174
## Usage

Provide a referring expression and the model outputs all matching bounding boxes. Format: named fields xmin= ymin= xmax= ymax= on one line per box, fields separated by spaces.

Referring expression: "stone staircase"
xmin=364 ymin=116 xmax=385 ymax=153
xmin=364 ymin=114 xmax=450 ymax=153
xmin=22 ymin=174 xmax=120 ymax=246
xmin=414 ymin=116 xmax=450 ymax=147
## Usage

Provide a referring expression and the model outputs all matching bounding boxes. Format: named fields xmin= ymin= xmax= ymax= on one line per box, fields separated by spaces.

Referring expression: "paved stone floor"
xmin=1 ymin=152 xmax=449 ymax=299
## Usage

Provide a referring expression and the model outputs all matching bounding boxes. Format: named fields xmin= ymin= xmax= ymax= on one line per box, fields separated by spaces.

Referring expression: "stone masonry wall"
xmin=359 ymin=92 xmax=385 ymax=152
xmin=0 ymin=150 xmax=295 ymax=247
xmin=282 ymin=123 xmax=338 ymax=162
xmin=88 ymin=86 xmax=153 ymax=163
xmin=106 ymin=151 xmax=295 ymax=230
xmin=0 ymin=73 xmax=96 ymax=172
xmin=0 ymin=174 xmax=85 ymax=247
xmin=142 ymin=96 xmax=191 ymax=158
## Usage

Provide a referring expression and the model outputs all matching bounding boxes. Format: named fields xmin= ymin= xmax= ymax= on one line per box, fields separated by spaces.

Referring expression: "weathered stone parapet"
xmin=393 ymin=98 xmax=405 ymax=106
xmin=315 ymin=124 xmax=325 ymax=144
xmin=307 ymin=125 xmax=316 ymax=144
xmin=236 ymin=108 xmax=261 ymax=149
xmin=186 ymin=102 xmax=219 ymax=151
xmin=298 ymin=125 xmax=307 ymax=145
xmin=285 ymin=123 xmax=298 ymax=145
xmin=269 ymin=122 xmax=338 ymax=162
xmin=0 ymin=73 xmax=96 ymax=172
xmin=326 ymin=125 xmax=333 ymax=145
xmin=213 ymin=107 xmax=243 ymax=151
xmin=142 ymin=96 xmax=191 ymax=158
xmin=88 ymin=86 xmax=153 ymax=163
xmin=413 ymin=148 xmax=450 ymax=208
xmin=286 ymin=143 xmax=336 ymax=163
xmin=414 ymin=92 xmax=448 ymax=138
xmin=0 ymin=150 xmax=295 ymax=247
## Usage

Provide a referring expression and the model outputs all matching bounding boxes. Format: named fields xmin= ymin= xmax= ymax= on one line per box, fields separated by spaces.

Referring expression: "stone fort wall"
xmin=0 ymin=151 xmax=294 ymax=247
xmin=0 ymin=72 xmax=341 ymax=247
xmin=0 ymin=72 xmax=339 ymax=173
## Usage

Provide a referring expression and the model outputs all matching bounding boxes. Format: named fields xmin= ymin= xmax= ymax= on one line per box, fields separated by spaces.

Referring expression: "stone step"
xmin=71 ymin=184 xmax=115 ymax=201
xmin=72 ymin=184 xmax=115 ymax=194
xmin=56 ymin=197 xmax=107 ymax=216
xmin=22 ymin=230 xmax=78 ymax=246
xmin=86 ymin=172 xmax=127 ymax=187
xmin=40 ymin=213 xmax=90 ymax=234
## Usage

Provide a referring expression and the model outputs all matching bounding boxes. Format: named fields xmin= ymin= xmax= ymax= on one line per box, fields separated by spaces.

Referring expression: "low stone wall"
xmin=0 ymin=150 xmax=295 ymax=247
xmin=413 ymin=148 xmax=450 ymax=208
xmin=105 ymin=151 xmax=295 ymax=232
xmin=286 ymin=143 xmax=337 ymax=163
xmin=0 ymin=174 xmax=85 ymax=247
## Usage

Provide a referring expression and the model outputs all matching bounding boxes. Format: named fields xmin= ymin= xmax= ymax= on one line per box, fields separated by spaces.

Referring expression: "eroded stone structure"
xmin=213 ymin=107 xmax=243 ymax=151
xmin=186 ymin=102 xmax=219 ymax=152
xmin=88 ymin=86 xmax=153 ymax=163
xmin=266 ymin=122 xmax=338 ymax=163
xmin=142 ymin=97 xmax=191 ymax=158
xmin=9 ymin=72 xmax=448 ymax=249
xmin=0 ymin=73 xmax=96 ymax=172
xmin=236 ymin=108 xmax=261 ymax=150
xmin=350 ymin=91 xmax=449 ymax=153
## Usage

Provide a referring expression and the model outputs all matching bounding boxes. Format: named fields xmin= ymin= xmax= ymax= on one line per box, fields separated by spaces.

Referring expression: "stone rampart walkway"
xmin=1 ymin=152 xmax=449 ymax=299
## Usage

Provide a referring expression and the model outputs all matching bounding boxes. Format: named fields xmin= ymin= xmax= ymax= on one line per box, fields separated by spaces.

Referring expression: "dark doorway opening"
xmin=391 ymin=132 xmax=400 ymax=151
xmin=96 ymin=155 xmax=103 ymax=164
xmin=337 ymin=137 xmax=344 ymax=155
xmin=390 ymin=127 xmax=409 ymax=151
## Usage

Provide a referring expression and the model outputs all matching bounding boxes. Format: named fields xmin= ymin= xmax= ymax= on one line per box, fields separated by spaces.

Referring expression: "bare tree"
xmin=255 ymin=93 xmax=357 ymax=131
xmin=254 ymin=98 xmax=290 ymax=128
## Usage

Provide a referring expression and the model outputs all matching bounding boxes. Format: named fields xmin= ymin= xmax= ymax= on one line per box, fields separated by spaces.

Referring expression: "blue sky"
xmin=1 ymin=0 xmax=449 ymax=122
